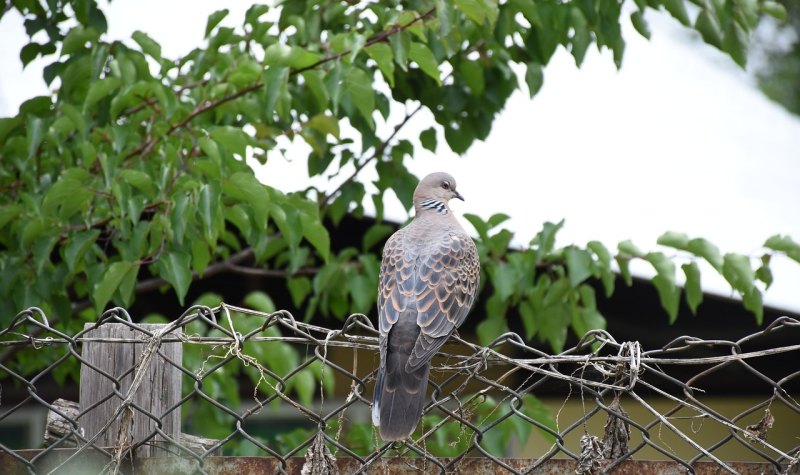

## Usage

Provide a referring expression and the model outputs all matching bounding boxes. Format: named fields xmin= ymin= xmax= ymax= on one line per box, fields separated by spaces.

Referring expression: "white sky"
xmin=1 ymin=2 xmax=799 ymax=313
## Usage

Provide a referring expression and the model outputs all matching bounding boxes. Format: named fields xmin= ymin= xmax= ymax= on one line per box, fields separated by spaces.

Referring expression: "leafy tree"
xmin=1 ymin=0 xmax=799 ymax=452
xmin=754 ymin=0 xmax=800 ymax=115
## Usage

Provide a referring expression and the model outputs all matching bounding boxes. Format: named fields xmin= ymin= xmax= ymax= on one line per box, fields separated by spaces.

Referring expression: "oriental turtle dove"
xmin=372 ymin=172 xmax=480 ymax=441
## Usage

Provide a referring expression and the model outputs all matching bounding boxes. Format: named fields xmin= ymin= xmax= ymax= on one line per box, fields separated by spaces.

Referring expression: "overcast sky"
xmin=1 ymin=2 xmax=799 ymax=314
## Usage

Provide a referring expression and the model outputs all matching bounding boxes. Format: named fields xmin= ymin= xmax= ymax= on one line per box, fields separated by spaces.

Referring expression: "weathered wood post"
xmin=79 ymin=323 xmax=182 ymax=457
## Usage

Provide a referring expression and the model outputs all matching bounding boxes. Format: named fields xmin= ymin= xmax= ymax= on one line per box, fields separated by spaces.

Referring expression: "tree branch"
xmin=320 ymin=102 xmax=425 ymax=209
xmin=123 ymin=8 xmax=436 ymax=161
xmin=293 ymin=8 xmax=436 ymax=75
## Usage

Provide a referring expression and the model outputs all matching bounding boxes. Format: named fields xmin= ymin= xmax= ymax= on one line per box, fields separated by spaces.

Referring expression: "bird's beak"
xmin=453 ymin=191 xmax=465 ymax=201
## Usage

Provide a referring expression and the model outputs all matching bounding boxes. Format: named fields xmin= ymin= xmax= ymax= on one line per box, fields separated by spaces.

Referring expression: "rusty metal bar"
xmin=0 ymin=451 xmax=780 ymax=475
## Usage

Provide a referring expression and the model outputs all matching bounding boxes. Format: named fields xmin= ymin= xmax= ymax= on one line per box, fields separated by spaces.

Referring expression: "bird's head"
xmin=413 ymin=172 xmax=464 ymax=210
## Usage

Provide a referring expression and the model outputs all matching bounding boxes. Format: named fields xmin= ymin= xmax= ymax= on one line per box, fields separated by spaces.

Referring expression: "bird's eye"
xmin=442 ymin=181 xmax=451 ymax=190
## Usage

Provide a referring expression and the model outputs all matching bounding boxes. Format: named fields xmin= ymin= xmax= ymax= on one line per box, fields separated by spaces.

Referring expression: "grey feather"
xmin=373 ymin=172 xmax=480 ymax=441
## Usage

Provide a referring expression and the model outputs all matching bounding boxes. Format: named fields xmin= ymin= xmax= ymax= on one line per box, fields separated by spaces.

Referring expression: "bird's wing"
xmin=407 ymin=230 xmax=479 ymax=370
xmin=377 ymin=229 xmax=411 ymax=363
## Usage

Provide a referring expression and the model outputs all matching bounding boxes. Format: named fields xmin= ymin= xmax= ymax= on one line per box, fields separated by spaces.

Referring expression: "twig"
xmin=320 ymin=102 xmax=424 ymax=209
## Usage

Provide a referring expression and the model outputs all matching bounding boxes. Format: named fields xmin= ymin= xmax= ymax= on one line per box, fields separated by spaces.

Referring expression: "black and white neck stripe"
xmin=419 ymin=198 xmax=448 ymax=215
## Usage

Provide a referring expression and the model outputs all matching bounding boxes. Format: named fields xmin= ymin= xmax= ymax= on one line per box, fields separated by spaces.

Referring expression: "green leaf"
xmin=510 ymin=0 xmax=541 ymax=27
xmin=755 ymin=255 xmax=773 ymax=289
xmin=646 ymin=252 xmax=679 ymax=322
xmin=0 ymin=204 xmax=23 ymax=230
xmin=587 ymin=241 xmax=611 ymax=266
xmin=366 ymin=42 xmax=395 ymax=87
xmin=210 ymin=126 xmax=248 ymax=159
xmin=663 ymin=0 xmax=690 ymax=26
xmin=288 ymin=277 xmax=312 ymax=307
xmin=521 ymin=394 xmax=557 ymax=444
xmin=722 ymin=22 xmax=748 ymax=67
xmin=84 ymin=76 xmax=121 ymax=111
xmin=117 ymin=263 xmax=140 ymax=307
xmin=345 ymin=67 xmax=375 ymax=129
xmin=198 ymin=136 xmax=221 ymax=162
xmin=64 ymin=229 xmax=100 ymax=272
xmin=94 ymin=261 xmax=136 ymax=312
xmin=681 ymin=261 xmax=702 ymax=314
xmin=761 ymin=1 xmax=788 ymax=21
xmin=657 ymin=231 xmax=689 ymax=250
xmin=525 ymin=62 xmax=544 ymax=98
xmin=302 ymin=70 xmax=328 ymax=110
xmin=21 ymin=219 xmax=46 ymax=247
xmin=191 ymin=240 xmax=210 ymax=276
xmin=222 ymin=172 xmax=270 ymax=226
xmin=33 ymin=234 xmax=58 ymax=274
xmin=420 ymin=127 xmax=437 ymax=152
xmin=531 ymin=220 xmax=564 ymax=255
xmin=618 ymin=239 xmax=643 ymax=257
xmin=588 ymin=241 xmax=614 ymax=297
xmin=198 ymin=184 xmax=219 ymax=245
xmin=293 ymin=368 xmax=315 ymax=406
xmin=348 ymin=274 xmax=374 ymax=312
xmin=687 ymin=238 xmax=723 ymax=271
xmin=132 ymin=31 xmax=162 ymax=61
xmin=119 ymin=169 xmax=157 ymax=198
xmin=228 ymin=58 xmax=261 ymax=88
xmin=27 ymin=116 xmax=44 ymax=160
xmin=157 ymin=251 xmax=192 ymax=305
xmin=543 ymin=277 xmax=570 ymax=307
xmin=565 ymin=247 xmax=592 ymax=287
xmin=519 ymin=300 xmax=538 ymax=340
xmin=489 ymin=262 xmax=517 ymax=300
xmin=300 ymin=213 xmax=330 ymax=261
xmin=408 ymin=43 xmax=441 ymax=85
xmin=646 ymin=251 xmax=675 ymax=279
xmin=265 ymin=44 xmax=321 ymax=69
xmin=362 ymin=224 xmax=394 ymax=251
xmin=572 ymin=286 xmax=606 ymax=338
xmin=743 ymin=287 xmax=764 ymax=324
xmin=538 ymin=304 xmax=570 ymax=352
xmin=722 ymin=253 xmax=754 ymax=294
xmin=389 ymin=31 xmax=410 ymax=70
xmin=264 ymin=66 xmax=290 ymax=117
xmin=652 ymin=274 xmax=680 ymax=323
xmin=630 ymin=10 xmax=651 ymax=39
xmin=0 ymin=117 xmax=21 ymax=143
xmin=454 ymin=0 xmax=499 ymax=26
xmin=62 ymin=26 xmax=100 ymax=55
xmin=42 ymin=173 xmax=94 ymax=220
xmin=244 ymin=291 xmax=276 ymax=313
xmin=245 ymin=4 xmax=269 ymax=25
xmin=476 ymin=315 xmax=510 ymax=346
xmin=307 ymin=114 xmax=340 ymax=139
xmin=764 ymin=235 xmax=800 ymax=263
xmin=464 ymin=214 xmax=489 ymax=242
xmin=205 ymin=9 xmax=229 ymax=38
xmin=695 ymin=10 xmax=722 ymax=48
xmin=20 ymin=42 xmax=41 ymax=67
xmin=458 ymin=59 xmax=485 ymax=96
xmin=288 ymin=47 xmax=322 ymax=69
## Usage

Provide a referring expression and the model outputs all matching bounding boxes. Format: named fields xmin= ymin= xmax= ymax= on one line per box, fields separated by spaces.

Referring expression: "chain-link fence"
xmin=0 ymin=305 xmax=798 ymax=474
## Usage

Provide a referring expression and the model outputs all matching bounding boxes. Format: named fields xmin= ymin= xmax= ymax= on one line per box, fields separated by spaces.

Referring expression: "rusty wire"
xmin=0 ymin=305 xmax=799 ymax=475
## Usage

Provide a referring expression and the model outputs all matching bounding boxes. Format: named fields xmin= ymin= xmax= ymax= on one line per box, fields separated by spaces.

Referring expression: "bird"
xmin=372 ymin=172 xmax=480 ymax=441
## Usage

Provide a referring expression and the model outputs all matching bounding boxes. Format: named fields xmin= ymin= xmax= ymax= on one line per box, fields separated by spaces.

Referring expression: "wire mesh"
xmin=0 ymin=305 xmax=799 ymax=474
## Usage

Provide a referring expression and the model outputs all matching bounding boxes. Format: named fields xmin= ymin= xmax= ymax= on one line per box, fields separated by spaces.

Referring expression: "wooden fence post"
xmin=78 ymin=323 xmax=182 ymax=457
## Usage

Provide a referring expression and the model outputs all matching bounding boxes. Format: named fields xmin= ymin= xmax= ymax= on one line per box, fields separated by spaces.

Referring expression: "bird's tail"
xmin=372 ymin=350 xmax=431 ymax=441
